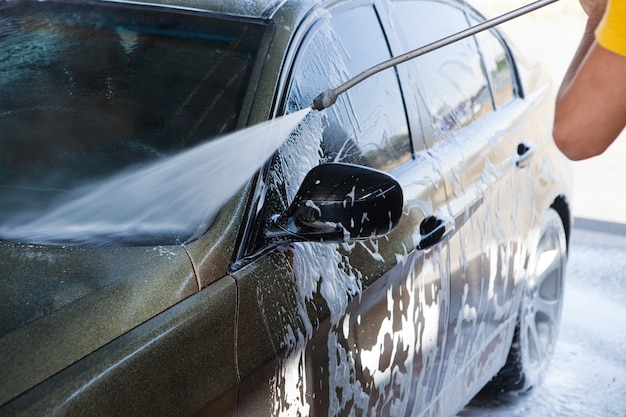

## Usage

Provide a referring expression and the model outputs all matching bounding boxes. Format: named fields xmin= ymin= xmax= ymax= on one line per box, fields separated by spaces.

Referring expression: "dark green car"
xmin=0 ymin=0 xmax=572 ymax=415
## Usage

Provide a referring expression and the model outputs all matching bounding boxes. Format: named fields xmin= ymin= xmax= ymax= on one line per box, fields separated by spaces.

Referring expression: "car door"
xmin=384 ymin=0 xmax=531 ymax=411
xmin=231 ymin=2 xmax=454 ymax=416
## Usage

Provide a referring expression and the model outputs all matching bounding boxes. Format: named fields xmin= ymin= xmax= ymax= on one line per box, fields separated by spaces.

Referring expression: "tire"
xmin=483 ymin=209 xmax=568 ymax=394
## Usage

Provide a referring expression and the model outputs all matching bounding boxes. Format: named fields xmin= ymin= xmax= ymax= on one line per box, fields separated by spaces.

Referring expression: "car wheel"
xmin=485 ymin=208 xmax=567 ymax=394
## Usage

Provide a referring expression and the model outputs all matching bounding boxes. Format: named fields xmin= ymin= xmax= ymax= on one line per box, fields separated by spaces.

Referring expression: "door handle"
xmin=417 ymin=215 xmax=454 ymax=250
xmin=516 ymin=143 xmax=535 ymax=168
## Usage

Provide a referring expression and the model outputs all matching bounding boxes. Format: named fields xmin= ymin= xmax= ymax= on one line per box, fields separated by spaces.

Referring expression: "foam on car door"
xmin=233 ymin=3 xmax=451 ymax=415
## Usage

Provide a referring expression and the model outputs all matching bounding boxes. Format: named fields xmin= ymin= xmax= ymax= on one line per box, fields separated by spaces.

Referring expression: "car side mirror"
xmin=266 ymin=162 xmax=403 ymax=244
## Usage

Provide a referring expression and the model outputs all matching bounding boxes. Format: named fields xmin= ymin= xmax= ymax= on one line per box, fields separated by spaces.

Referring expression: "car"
xmin=0 ymin=0 xmax=572 ymax=416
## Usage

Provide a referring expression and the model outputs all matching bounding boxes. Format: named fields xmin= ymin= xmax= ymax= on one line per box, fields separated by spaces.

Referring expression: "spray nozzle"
xmin=311 ymin=89 xmax=337 ymax=111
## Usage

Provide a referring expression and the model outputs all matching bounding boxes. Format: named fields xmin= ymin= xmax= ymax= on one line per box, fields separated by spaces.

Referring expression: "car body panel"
xmin=0 ymin=242 xmax=197 ymax=406
xmin=1 ymin=275 xmax=238 ymax=416
xmin=185 ymin=185 xmax=253 ymax=288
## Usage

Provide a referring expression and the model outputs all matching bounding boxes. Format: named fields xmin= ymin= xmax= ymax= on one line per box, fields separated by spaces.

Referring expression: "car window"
xmin=0 ymin=1 xmax=266 ymax=245
xmin=283 ymin=5 xmax=411 ymax=174
xmin=389 ymin=0 xmax=493 ymax=143
xmin=473 ymin=27 xmax=516 ymax=107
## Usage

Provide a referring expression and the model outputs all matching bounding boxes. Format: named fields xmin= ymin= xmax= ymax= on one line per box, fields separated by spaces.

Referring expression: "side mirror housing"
xmin=266 ymin=163 xmax=403 ymax=244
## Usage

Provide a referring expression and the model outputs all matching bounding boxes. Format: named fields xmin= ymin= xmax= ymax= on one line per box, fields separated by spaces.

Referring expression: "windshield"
xmin=0 ymin=0 xmax=266 ymax=246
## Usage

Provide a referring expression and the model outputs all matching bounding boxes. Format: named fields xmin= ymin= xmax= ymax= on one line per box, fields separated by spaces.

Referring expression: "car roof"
xmin=120 ymin=0 xmax=312 ymax=19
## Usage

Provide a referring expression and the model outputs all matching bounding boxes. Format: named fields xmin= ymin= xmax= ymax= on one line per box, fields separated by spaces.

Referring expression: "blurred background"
xmin=474 ymin=0 xmax=626 ymax=226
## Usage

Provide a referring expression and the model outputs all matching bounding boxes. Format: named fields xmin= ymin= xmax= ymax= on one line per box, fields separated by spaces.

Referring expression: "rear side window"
xmin=388 ymin=0 xmax=492 ymax=141
xmin=473 ymin=28 xmax=516 ymax=107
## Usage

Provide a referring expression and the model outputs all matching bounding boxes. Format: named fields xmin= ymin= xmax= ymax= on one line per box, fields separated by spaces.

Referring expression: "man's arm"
xmin=552 ymin=0 xmax=626 ymax=161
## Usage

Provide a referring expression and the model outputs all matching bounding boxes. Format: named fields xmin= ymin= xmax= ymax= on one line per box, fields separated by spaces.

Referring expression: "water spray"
xmin=311 ymin=0 xmax=560 ymax=111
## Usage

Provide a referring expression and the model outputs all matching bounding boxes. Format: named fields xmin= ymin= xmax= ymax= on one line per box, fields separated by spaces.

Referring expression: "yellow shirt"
xmin=596 ymin=0 xmax=626 ymax=57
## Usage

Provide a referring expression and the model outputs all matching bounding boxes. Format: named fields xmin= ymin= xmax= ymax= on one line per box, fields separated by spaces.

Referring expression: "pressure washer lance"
xmin=311 ymin=0 xmax=559 ymax=111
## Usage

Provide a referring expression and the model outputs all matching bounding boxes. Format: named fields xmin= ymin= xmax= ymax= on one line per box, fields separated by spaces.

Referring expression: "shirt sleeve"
xmin=595 ymin=0 xmax=626 ymax=57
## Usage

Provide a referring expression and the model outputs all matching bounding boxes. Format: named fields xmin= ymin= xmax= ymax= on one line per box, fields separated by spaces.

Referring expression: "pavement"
xmin=473 ymin=0 xmax=626 ymax=227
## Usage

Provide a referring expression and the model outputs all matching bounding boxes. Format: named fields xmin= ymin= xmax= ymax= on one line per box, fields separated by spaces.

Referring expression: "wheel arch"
xmin=550 ymin=194 xmax=572 ymax=253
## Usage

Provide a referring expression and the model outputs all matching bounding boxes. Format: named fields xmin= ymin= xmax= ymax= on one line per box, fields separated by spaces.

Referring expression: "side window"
xmin=474 ymin=28 xmax=516 ymax=107
xmin=389 ymin=0 xmax=492 ymax=142
xmin=284 ymin=5 xmax=411 ymax=173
